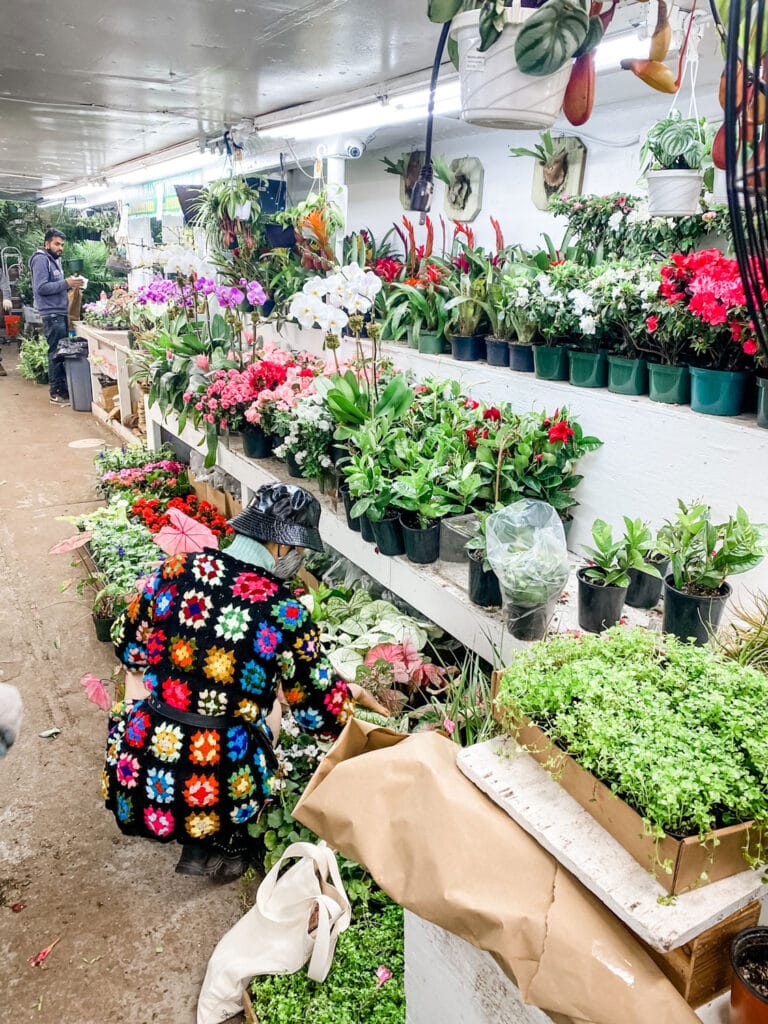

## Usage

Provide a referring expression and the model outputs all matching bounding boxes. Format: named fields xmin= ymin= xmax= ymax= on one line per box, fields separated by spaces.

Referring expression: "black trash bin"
xmin=56 ymin=337 xmax=93 ymax=412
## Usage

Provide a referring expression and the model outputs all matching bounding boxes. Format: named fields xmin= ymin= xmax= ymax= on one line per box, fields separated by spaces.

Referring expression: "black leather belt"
xmin=146 ymin=695 xmax=279 ymax=771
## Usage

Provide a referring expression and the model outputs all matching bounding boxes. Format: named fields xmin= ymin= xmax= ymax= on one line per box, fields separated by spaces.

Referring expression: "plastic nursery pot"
xmin=647 ymin=363 xmax=690 ymax=405
xmin=508 ymin=342 xmax=535 ymax=373
xmin=67 ymin=258 xmax=85 ymax=273
xmin=439 ymin=513 xmax=479 ymax=564
xmin=468 ymin=553 xmax=502 ymax=608
xmin=418 ymin=331 xmax=445 ymax=356
xmin=533 ymin=345 xmax=569 ymax=381
xmin=568 ymin=349 xmax=608 ymax=389
xmin=607 ymin=356 xmax=648 ymax=396
xmin=406 ymin=326 xmax=419 ymax=350
xmin=577 ymin=568 xmax=627 ymax=633
xmin=758 ymin=378 xmax=768 ymax=429
xmin=264 ymin=223 xmax=297 ymax=249
xmin=450 ymin=334 xmax=484 ymax=362
xmin=625 ymin=556 xmax=669 ymax=609
xmin=285 ymin=451 xmax=303 ymax=478
xmin=338 ymin=484 xmax=361 ymax=533
xmin=661 ymin=575 xmax=732 ymax=646
xmin=505 ymin=598 xmax=558 ymax=642
xmin=485 ymin=338 xmax=510 ymax=367
xmin=371 ymin=514 xmax=406 ymax=557
xmin=242 ymin=425 xmax=271 ymax=459
xmin=400 ymin=516 xmax=441 ymax=565
xmin=730 ymin=927 xmax=768 ymax=1024
xmin=360 ymin=515 xmax=376 ymax=544
xmin=690 ymin=367 xmax=751 ymax=417
xmin=269 ymin=434 xmax=284 ymax=459
xmin=92 ymin=614 xmax=115 ymax=643
xmin=330 ymin=443 xmax=349 ymax=467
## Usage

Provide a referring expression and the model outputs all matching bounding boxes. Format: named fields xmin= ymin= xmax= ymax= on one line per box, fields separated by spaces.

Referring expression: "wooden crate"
xmin=646 ymin=900 xmax=761 ymax=1007
xmin=243 ymin=989 xmax=258 ymax=1024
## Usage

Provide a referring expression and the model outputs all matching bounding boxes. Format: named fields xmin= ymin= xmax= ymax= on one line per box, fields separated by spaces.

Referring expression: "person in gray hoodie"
xmin=29 ymin=228 xmax=84 ymax=405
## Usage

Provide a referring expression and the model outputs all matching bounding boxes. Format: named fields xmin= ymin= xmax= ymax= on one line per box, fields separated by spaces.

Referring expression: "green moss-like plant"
xmin=249 ymin=903 xmax=404 ymax=1024
xmin=496 ymin=627 xmax=768 ymax=854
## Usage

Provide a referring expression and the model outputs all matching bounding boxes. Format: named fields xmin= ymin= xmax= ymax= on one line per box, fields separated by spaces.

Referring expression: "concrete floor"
xmin=0 ymin=347 xmax=249 ymax=1024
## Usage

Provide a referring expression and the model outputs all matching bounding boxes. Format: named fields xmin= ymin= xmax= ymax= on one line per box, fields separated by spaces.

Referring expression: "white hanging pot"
xmin=234 ymin=200 xmax=252 ymax=221
xmin=645 ymin=169 xmax=703 ymax=217
xmin=450 ymin=4 xmax=571 ymax=130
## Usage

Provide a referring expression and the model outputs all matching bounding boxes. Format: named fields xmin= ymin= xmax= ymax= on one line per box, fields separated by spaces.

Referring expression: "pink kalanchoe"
xmin=195 ymin=354 xmax=210 ymax=372
xmin=443 ymin=717 xmax=456 ymax=735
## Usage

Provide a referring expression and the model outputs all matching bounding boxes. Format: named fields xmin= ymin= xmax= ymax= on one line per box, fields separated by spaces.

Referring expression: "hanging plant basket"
xmin=645 ymin=169 xmax=703 ymax=217
xmin=450 ymin=5 xmax=571 ymax=130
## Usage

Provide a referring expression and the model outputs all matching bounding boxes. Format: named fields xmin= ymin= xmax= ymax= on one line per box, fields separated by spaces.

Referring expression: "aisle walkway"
xmin=0 ymin=351 xmax=247 ymax=1024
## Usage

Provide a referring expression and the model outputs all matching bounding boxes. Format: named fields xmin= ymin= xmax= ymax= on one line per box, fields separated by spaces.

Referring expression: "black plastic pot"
xmin=242 ymin=425 xmax=271 ymax=459
xmin=485 ymin=338 xmax=510 ymax=367
xmin=285 ymin=451 xmax=303 ymax=478
xmin=330 ymin=443 xmax=349 ymax=467
xmin=625 ymin=556 xmax=669 ymax=609
xmin=360 ymin=515 xmax=376 ymax=543
xmin=92 ymin=614 xmax=115 ymax=643
xmin=371 ymin=514 xmax=406 ymax=556
xmin=506 ymin=599 xmax=557 ymax=642
xmin=264 ymin=222 xmax=297 ymax=248
xmin=269 ymin=433 xmax=284 ymax=459
xmin=338 ymin=484 xmax=361 ymax=533
xmin=450 ymin=335 xmax=484 ymax=362
xmin=730 ymin=927 xmax=768 ymax=1024
xmin=468 ymin=553 xmax=502 ymax=608
xmin=662 ymin=576 xmax=731 ymax=646
xmin=577 ymin=568 xmax=627 ymax=633
xmin=401 ymin=517 xmax=441 ymax=564
xmin=508 ymin=342 xmax=535 ymax=373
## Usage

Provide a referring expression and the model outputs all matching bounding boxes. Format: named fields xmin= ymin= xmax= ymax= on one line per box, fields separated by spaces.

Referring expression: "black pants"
xmin=42 ymin=313 xmax=69 ymax=397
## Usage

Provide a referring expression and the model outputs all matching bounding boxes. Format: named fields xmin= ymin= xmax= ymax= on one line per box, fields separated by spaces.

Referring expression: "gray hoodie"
xmin=30 ymin=248 xmax=68 ymax=315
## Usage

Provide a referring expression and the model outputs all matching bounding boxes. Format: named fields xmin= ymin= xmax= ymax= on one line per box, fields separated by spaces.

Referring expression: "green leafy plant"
xmin=17 ymin=333 xmax=49 ymax=382
xmin=582 ymin=517 xmax=661 ymax=589
xmin=657 ymin=500 xmax=768 ymax=596
xmin=641 ymin=110 xmax=712 ymax=173
xmin=444 ymin=272 xmax=491 ymax=336
xmin=496 ymin=627 xmax=768 ymax=858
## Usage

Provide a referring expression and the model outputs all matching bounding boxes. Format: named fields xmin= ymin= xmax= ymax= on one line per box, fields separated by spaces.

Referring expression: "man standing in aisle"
xmin=30 ymin=229 xmax=84 ymax=405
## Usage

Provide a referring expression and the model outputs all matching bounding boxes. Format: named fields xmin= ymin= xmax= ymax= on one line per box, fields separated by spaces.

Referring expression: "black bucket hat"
xmin=228 ymin=483 xmax=323 ymax=552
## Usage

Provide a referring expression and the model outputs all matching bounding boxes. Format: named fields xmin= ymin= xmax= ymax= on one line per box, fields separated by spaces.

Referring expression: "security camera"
xmin=344 ymin=138 xmax=366 ymax=159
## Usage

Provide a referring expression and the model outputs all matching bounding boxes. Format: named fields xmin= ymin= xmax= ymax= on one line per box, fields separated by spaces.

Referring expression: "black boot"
xmin=205 ymin=849 xmax=248 ymax=885
xmin=175 ymin=843 xmax=209 ymax=876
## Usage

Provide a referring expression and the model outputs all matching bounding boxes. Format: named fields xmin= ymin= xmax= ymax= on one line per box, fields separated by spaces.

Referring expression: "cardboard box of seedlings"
xmin=491 ymin=672 xmax=762 ymax=895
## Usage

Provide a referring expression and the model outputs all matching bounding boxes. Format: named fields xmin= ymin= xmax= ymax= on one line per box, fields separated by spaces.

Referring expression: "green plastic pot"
xmin=418 ymin=331 xmax=444 ymax=356
xmin=533 ymin=345 xmax=569 ymax=381
xmin=690 ymin=367 xmax=751 ymax=417
xmin=568 ymin=349 xmax=608 ymax=389
xmin=647 ymin=363 xmax=690 ymax=405
xmin=406 ymin=326 xmax=419 ymax=350
xmin=607 ymin=356 xmax=648 ymax=396
xmin=757 ymin=378 xmax=768 ymax=428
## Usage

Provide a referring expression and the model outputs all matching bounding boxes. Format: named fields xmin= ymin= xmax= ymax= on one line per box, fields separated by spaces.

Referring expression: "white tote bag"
xmin=196 ymin=841 xmax=351 ymax=1024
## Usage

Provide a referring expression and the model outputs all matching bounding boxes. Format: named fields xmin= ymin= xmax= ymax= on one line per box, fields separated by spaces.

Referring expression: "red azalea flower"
xmin=463 ymin=398 xmax=480 ymax=410
xmin=465 ymin=427 xmax=478 ymax=448
xmin=482 ymin=407 xmax=502 ymax=422
xmin=743 ymin=339 xmax=758 ymax=355
xmin=646 ymin=315 xmax=659 ymax=333
xmin=548 ymin=421 xmax=575 ymax=444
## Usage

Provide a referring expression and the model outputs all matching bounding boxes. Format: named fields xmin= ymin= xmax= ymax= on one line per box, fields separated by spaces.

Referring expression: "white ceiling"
xmin=0 ymin=0 xmax=721 ymax=198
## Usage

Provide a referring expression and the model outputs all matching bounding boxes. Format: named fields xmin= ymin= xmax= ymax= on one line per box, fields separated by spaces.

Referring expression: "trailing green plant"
xmin=192 ymin=176 xmax=263 ymax=251
xmin=17 ymin=333 xmax=49 ymax=382
xmin=249 ymin=902 xmax=404 ymax=1023
xmin=496 ymin=626 xmax=768 ymax=859
xmin=657 ymin=500 xmax=768 ymax=596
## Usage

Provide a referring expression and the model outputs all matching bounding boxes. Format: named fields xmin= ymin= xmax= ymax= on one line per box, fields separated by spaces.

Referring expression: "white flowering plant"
xmin=529 ymin=262 xmax=598 ymax=347
xmin=288 ymin=262 xmax=382 ymax=335
xmin=273 ymin=393 xmax=335 ymax=482
xmin=587 ymin=261 xmax=662 ymax=356
xmin=487 ymin=269 xmax=539 ymax=344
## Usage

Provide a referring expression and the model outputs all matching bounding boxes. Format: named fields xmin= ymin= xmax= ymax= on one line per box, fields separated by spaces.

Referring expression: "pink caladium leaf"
xmin=80 ymin=674 xmax=111 ymax=711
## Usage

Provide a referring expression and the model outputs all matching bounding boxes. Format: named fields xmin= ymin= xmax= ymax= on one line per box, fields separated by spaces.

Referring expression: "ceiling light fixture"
xmin=257 ymin=79 xmax=461 ymax=143
xmin=594 ymin=31 xmax=649 ymax=73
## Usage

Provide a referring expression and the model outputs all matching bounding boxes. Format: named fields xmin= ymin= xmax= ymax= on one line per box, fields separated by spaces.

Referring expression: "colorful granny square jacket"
xmin=103 ymin=550 xmax=353 ymax=850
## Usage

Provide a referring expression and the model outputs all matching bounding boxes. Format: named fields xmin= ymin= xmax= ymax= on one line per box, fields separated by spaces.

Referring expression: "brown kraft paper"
xmin=293 ymin=721 xmax=699 ymax=1024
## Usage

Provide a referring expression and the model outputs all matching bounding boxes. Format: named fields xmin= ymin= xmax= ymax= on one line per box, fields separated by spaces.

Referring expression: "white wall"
xmin=344 ymin=72 xmax=722 ymax=255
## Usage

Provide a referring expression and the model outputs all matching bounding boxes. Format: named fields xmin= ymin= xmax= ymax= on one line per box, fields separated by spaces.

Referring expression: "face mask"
xmin=272 ymin=548 xmax=305 ymax=580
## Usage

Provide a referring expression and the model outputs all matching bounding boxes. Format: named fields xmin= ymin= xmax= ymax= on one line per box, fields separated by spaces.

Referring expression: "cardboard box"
xmin=491 ymin=672 xmax=761 ymax=895
xmin=97 ymin=383 xmax=120 ymax=411
xmin=225 ymin=491 xmax=242 ymax=518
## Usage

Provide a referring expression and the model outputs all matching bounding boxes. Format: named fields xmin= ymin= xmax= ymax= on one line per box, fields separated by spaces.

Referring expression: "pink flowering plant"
xmin=98 ymin=459 xmax=189 ymax=499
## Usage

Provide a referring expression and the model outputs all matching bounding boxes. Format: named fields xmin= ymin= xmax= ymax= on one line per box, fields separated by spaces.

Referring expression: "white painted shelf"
xmin=264 ymin=322 xmax=768 ymax=605
xmin=145 ymin=403 xmax=655 ymax=666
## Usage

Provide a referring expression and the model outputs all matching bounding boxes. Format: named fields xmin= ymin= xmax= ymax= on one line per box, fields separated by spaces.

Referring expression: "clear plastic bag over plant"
xmin=485 ymin=500 xmax=570 ymax=641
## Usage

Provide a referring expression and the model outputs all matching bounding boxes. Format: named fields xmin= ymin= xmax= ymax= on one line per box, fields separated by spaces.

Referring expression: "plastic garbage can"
xmin=63 ymin=356 xmax=93 ymax=412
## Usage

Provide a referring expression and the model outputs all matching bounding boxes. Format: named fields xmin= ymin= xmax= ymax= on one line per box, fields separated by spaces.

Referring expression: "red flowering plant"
xmin=658 ymin=249 xmax=764 ymax=370
xmin=381 ymin=216 xmax=452 ymax=345
xmin=131 ymin=495 xmax=233 ymax=540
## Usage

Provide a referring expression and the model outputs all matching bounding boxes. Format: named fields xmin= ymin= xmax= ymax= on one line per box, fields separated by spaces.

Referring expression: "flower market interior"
xmin=3 ymin=1 xmax=768 ymax=1022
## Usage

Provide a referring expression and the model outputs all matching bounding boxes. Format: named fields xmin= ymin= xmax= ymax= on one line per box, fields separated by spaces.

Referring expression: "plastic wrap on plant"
xmin=486 ymin=500 xmax=569 ymax=640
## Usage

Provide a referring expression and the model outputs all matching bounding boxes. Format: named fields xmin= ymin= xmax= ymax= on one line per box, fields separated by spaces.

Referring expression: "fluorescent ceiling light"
xmin=258 ymin=80 xmax=462 ymax=142
xmin=112 ymin=150 xmax=221 ymax=186
xmin=595 ymin=31 xmax=649 ymax=73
